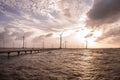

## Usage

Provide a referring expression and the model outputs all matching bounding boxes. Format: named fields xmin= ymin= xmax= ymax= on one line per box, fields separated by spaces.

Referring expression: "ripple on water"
xmin=0 ymin=49 xmax=120 ymax=80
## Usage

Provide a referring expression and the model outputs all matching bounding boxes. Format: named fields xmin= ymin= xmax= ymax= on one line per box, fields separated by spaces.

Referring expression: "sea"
xmin=0 ymin=48 xmax=120 ymax=80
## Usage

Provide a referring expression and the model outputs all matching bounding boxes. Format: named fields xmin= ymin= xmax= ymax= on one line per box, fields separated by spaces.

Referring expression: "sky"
xmin=0 ymin=0 xmax=120 ymax=48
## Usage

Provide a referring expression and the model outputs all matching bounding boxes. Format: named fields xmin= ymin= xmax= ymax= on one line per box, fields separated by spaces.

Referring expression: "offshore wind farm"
xmin=0 ymin=0 xmax=120 ymax=80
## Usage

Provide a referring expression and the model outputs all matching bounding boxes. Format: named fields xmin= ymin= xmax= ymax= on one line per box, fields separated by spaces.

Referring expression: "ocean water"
xmin=0 ymin=49 xmax=120 ymax=80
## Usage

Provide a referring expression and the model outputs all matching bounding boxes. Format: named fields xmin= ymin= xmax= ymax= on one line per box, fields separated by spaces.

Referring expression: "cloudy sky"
xmin=0 ymin=0 xmax=120 ymax=48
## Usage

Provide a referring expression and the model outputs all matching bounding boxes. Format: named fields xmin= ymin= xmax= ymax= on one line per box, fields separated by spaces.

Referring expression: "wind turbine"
xmin=59 ymin=31 xmax=64 ymax=49
xmin=22 ymin=33 xmax=25 ymax=48
xmin=85 ymin=39 xmax=88 ymax=49
xmin=65 ymin=40 xmax=67 ymax=49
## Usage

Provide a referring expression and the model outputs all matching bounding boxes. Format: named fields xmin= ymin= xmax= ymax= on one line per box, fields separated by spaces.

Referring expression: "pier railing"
xmin=0 ymin=48 xmax=56 ymax=58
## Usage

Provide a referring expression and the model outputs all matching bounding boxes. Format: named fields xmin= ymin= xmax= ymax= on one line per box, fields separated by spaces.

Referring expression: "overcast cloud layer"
xmin=87 ymin=0 xmax=120 ymax=27
xmin=0 ymin=0 xmax=120 ymax=48
xmin=0 ymin=0 xmax=91 ymax=48
xmin=87 ymin=0 xmax=120 ymax=47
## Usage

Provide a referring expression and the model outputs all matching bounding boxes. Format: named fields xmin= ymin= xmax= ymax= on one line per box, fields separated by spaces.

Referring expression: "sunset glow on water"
xmin=0 ymin=49 xmax=120 ymax=80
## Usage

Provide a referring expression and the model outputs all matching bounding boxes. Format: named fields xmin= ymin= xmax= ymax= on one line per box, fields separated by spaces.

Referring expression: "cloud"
xmin=45 ymin=33 xmax=53 ymax=37
xmin=0 ymin=27 xmax=14 ymax=47
xmin=0 ymin=0 xmax=92 ymax=47
xmin=86 ymin=0 xmax=120 ymax=47
xmin=32 ymin=33 xmax=53 ymax=42
xmin=0 ymin=0 xmax=89 ymax=32
xmin=87 ymin=0 xmax=120 ymax=27
xmin=58 ymin=0 xmax=90 ymax=23
xmin=95 ymin=26 xmax=120 ymax=43
xmin=85 ymin=33 xmax=93 ymax=38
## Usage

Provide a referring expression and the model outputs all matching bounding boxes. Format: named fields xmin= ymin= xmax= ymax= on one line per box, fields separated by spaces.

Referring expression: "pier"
xmin=0 ymin=48 xmax=56 ymax=59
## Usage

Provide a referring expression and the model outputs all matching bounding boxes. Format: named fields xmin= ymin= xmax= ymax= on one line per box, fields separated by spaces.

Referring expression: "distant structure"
xmin=42 ymin=40 xmax=44 ymax=49
xmin=59 ymin=32 xmax=64 ymax=49
xmin=65 ymin=40 xmax=67 ymax=48
xmin=86 ymin=40 xmax=88 ymax=49
xmin=13 ymin=42 xmax=14 ymax=48
xmin=23 ymin=35 xmax=25 ymax=48
xmin=3 ymin=39 xmax=5 ymax=48
xmin=3 ymin=36 xmax=5 ymax=48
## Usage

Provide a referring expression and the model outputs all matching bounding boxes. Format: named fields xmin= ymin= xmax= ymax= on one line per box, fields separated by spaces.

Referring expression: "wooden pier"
xmin=0 ymin=48 xmax=56 ymax=59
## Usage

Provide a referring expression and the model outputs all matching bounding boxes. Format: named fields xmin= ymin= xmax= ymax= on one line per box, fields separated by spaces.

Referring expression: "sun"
xmin=75 ymin=28 xmax=91 ymax=41
xmin=75 ymin=28 xmax=102 ymax=47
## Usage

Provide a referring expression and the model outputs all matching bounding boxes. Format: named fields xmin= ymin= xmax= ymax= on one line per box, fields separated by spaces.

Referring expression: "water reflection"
xmin=80 ymin=50 xmax=95 ymax=80
xmin=0 ymin=49 xmax=120 ymax=80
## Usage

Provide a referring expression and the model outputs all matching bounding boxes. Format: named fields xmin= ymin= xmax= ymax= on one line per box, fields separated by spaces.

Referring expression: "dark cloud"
xmin=87 ymin=0 xmax=120 ymax=27
xmin=95 ymin=26 xmax=120 ymax=42
xmin=85 ymin=33 xmax=93 ymax=38
xmin=0 ymin=1 xmax=20 ymax=15
xmin=32 ymin=33 xmax=53 ymax=42
xmin=45 ymin=33 xmax=53 ymax=37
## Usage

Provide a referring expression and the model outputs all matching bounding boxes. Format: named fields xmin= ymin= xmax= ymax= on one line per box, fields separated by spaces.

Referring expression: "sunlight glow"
xmin=75 ymin=28 xmax=102 ymax=47
xmin=53 ymin=30 xmax=74 ymax=38
xmin=62 ymin=30 xmax=74 ymax=37
xmin=75 ymin=28 xmax=91 ymax=42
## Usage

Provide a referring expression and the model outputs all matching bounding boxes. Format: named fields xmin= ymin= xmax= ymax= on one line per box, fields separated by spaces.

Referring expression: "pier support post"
xmin=30 ymin=50 xmax=32 ymax=54
xmin=18 ymin=51 xmax=20 ymax=56
xmin=8 ymin=52 xmax=10 ymax=59
xmin=25 ymin=51 xmax=27 ymax=54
